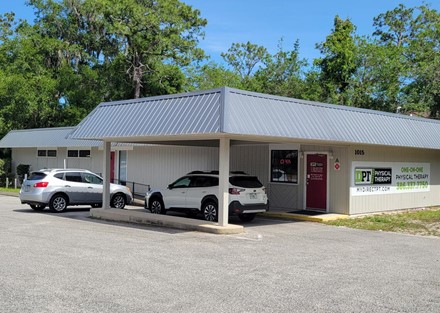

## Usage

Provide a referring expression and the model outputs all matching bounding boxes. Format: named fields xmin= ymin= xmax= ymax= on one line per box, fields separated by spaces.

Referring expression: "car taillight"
xmin=34 ymin=182 xmax=49 ymax=188
xmin=229 ymin=188 xmax=245 ymax=195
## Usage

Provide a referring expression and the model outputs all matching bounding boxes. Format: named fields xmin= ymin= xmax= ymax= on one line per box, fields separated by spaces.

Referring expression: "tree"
xmin=185 ymin=62 xmax=242 ymax=91
xmin=0 ymin=15 xmax=63 ymax=136
xmin=373 ymin=4 xmax=414 ymax=48
xmin=28 ymin=0 xmax=207 ymax=99
xmin=315 ymin=16 xmax=358 ymax=105
xmin=221 ymin=41 xmax=269 ymax=80
xmin=255 ymin=39 xmax=307 ymax=98
xmin=405 ymin=5 xmax=440 ymax=117
xmin=0 ymin=0 xmax=208 ymax=138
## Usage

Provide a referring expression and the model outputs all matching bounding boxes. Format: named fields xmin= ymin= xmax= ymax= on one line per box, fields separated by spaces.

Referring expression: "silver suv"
xmin=145 ymin=171 xmax=268 ymax=222
xmin=20 ymin=169 xmax=133 ymax=212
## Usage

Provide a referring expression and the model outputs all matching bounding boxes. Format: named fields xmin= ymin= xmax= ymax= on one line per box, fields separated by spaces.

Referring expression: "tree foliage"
xmin=0 ymin=0 xmax=206 ymax=137
xmin=314 ymin=16 xmax=358 ymax=105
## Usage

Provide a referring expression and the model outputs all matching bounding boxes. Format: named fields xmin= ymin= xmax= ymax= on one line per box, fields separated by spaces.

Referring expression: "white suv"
xmin=20 ymin=169 xmax=133 ymax=212
xmin=144 ymin=171 xmax=268 ymax=222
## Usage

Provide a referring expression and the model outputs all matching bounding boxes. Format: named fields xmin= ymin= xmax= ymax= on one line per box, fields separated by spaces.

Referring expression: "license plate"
xmin=249 ymin=193 xmax=257 ymax=199
xmin=24 ymin=185 xmax=30 ymax=192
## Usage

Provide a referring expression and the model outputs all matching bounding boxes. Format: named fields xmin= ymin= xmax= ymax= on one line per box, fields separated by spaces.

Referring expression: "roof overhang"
xmin=68 ymin=87 xmax=440 ymax=151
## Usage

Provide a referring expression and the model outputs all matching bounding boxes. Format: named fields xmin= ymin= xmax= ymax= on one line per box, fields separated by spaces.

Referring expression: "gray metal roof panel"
xmin=0 ymin=127 xmax=102 ymax=148
xmin=70 ymin=87 xmax=440 ymax=150
xmin=223 ymin=88 xmax=440 ymax=149
xmin=69 ymin=89 xmax=223 ymax=140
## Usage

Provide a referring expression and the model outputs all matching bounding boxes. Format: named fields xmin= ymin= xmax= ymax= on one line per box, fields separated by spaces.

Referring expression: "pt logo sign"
xmin=355 ymin=168 xmax=392 ymax=185
xmin=355 ymin=169 xmax=373 ymax=185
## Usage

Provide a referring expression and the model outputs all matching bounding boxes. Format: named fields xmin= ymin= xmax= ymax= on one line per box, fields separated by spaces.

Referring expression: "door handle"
xmin=64 ymin=185 xmax=71 ymax=187
xmin=88 ymin=187 xmax=93 ymax=189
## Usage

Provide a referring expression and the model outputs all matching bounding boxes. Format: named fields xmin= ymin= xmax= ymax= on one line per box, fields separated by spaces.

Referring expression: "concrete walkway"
xmin=90 ymin=208 xmax=244 ymax=234
xmin=261 ymin=211 xmax=349 ymax=222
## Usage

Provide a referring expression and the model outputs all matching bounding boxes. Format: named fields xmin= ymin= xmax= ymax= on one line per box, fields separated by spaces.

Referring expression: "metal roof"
xmin=68 ymin=87 xmax=440 ymax=150
xmin=0 ymin=127 xmax=102 ymax=148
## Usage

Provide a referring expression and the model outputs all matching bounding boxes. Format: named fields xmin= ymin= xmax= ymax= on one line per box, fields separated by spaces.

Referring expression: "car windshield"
xmin=229 ymin=176 xmax=263 ymax=188
xmin=27 ymin=172 xmax=47 ymax=180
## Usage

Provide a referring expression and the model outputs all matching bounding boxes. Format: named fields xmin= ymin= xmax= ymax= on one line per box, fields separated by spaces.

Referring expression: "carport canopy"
xmin=69 ymin=86 xmax=440 ymax=226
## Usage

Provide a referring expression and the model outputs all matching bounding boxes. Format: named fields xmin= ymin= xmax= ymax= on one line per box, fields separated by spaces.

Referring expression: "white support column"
xmin=102 ymin=141 xmax=111 ymax=209
xmin=218 ymin=137 xmax=230 ymax=226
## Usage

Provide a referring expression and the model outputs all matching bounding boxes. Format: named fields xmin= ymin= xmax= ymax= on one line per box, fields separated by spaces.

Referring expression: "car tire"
xmin=202 ymin=201 xmax=218 ymax=222
xmin=30 ymin=204 xmax=45 ymax=211
xmin=149 ymin=197 xmax=165 ymax=214
xmin=49 ymin=194 xmax=68 ymax=213
xmin=111 ymin=193 xmax=126 ymax=209
xmin=238 ymin=213 xmax=256 ymax=222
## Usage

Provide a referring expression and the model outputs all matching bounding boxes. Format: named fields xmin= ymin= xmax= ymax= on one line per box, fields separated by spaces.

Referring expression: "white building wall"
xmin=127 ymin=145 xmax=219 ymax=189
xmin=11 ymin=147 xmax=98 ymax=174
xmin=230 ymin=144 xmax=269 ymax=184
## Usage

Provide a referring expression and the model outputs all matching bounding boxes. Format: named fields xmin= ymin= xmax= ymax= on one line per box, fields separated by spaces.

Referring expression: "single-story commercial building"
xmin=3 ymin=87 xmax=440 ymax=226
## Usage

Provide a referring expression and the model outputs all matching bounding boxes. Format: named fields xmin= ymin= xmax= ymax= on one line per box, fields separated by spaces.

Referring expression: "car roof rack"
xmin=187 ymin=170 xmax=249 ymax=175
xmin=187 ymin=170 xmax=205 ymax=174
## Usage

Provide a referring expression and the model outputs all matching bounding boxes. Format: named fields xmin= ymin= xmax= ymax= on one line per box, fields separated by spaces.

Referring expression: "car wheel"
xmin=202 ymin=201 xmax=217 ymax=222
xmin=49 ymin=194 xmax=68 ymax=213
xmin=30 ymin=204 xmax=45 ymax=211
xmin=149 ymin=198 xmax=165 ymax=214
xmin=111 ymin=194 xmax=126 ymax=209
xmin=238 ymin=213 xmax=256 ymax=222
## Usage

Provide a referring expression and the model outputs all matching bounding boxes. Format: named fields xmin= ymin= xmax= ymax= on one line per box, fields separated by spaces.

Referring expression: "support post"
xmin=218 ymin=138 xmax=230 ymax=226
xmin=102 ymin=141 xmax=111 ymax=209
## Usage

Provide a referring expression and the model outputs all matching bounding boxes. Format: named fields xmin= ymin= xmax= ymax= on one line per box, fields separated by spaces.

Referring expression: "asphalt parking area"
xmin=1 ymin=195 xmax=440 ymax=313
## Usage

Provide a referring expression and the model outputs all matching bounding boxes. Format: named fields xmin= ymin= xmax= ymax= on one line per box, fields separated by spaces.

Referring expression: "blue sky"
xmin=2 ymin=0 xmax=439 ymax=64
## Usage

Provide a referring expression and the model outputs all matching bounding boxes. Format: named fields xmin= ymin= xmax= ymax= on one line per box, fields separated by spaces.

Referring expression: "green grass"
xmin=324 ymin=208 xmax=440 ymax=237
xmin=0 ymin=187 xmax=20 ymax=193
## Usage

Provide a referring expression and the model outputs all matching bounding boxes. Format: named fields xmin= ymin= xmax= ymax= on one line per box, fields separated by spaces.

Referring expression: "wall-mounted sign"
xmin=355 ymin=168 xmax=392 ymax=185
xmin=334 ymin=158 xmax=341 ymax=171
xmin=351 ymin=162 xmax=430 ymax=196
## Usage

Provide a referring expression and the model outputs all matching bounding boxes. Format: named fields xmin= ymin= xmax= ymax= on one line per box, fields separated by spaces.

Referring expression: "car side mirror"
xmin=168 ymin=184 xmax=173 ymax=190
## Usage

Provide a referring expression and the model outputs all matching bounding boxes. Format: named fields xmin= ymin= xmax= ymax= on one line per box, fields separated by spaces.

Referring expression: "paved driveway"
xmin=1 ymin=195 xmax=439 ymax=313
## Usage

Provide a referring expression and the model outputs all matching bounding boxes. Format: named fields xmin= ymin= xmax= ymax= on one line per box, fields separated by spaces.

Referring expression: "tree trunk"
xmin=133 ymin=53 xmax=142 ymax=99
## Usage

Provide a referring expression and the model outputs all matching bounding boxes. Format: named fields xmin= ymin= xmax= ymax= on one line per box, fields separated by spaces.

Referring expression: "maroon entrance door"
xmin=306 ymin=154 xmax=327 ymax=211
xmin=110 ymin=151 xmax=115 ymax=183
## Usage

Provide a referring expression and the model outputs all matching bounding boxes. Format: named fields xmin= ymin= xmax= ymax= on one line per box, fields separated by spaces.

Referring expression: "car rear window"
xmin=28 ymin=172 xmax=47 ymax=180
xmin=229 ymin=176 xmax=263 ymax=188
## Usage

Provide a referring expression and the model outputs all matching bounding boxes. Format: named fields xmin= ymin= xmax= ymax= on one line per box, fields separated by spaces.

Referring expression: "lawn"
xmin=324 ymin=208 xmax=440 ymax=237
xmin=0 ymin=187 xmax=20 ymax=193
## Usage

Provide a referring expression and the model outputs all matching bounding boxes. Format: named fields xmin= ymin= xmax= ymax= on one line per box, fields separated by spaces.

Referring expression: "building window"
xmin=79 ymin=150 xmax=91 ymax=158
xmin=47 ymin=150 xmax=57 ymax=157
xmin=67 ymin=150 xmax=79 ymax=158
xmin=68 ymin=149 xmax=91 ymax=158
xmin=37 ymin=149 xmax=57 ymax=157
xmin=270 ymin=150 xmax=298 ymax=184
